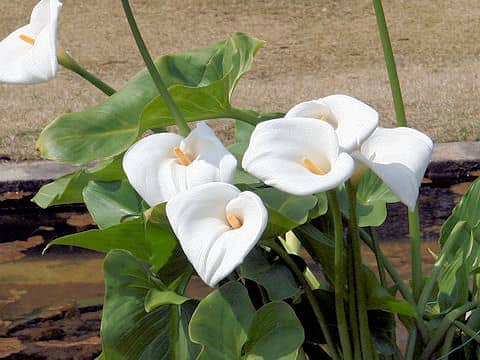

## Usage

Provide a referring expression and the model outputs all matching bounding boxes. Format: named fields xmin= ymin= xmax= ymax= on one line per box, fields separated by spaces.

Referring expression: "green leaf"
xmin=83 ymin=180 xmax=143 ymax=229
xmin=240 ymin=186 xmax=319 ymax=238
xmin=144 ymin=288 xmax=189 ymax=312
xmin=437 ymin=222 xmax=474 ymax=313
xmin=228 ymin=142 xmax=260 ymax=184
xmin=239 ymin=248 xmax=300 ymax=300
xmin=44 ymin=218 xmax=176 ymax=272
xmin=32 ymin=156 xmax=124 ymax=208
xmin=189 ymin=282 xmax=256 ymax=360
xmin=37 ymin=33 xmax=265 ymax=165
xmin=101 ymin=250 xmax=199 ymax=359
xmin=338 ymin=170 xmax=399 ymax=227
xmin=440 ymin=177 xmax=480 ymax=248
xmin=364 ymin=266 xmax=415 ymax=317
xmin=244 ymin=302 xmax=305 ymax=360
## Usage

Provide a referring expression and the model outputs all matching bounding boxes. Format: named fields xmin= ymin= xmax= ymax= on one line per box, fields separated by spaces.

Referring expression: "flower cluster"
xmin=243 ymin=94 xmax=433 ymax=211
xmin=122 ymin=95 xmax=432 ymax=287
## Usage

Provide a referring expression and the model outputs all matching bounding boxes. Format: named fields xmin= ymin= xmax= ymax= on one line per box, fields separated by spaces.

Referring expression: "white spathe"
xmin=242 ymin=117 xmax=355 ymax=195
xmin=352 ymin=127 xmax=433 ymax=211
xmin=123 ymin=122 xmax=237 ymax=206
xmin=0 ymin=0 xmax=62 ymax=84
xmin=166 ymin=182 xmax=268 ymax=287
xmin=285 ymin=94 xmax=379 ymax=153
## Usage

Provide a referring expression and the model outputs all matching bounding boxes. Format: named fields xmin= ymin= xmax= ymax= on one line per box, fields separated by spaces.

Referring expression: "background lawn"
xmin=0 ymin=0 xmax=479 ymax=160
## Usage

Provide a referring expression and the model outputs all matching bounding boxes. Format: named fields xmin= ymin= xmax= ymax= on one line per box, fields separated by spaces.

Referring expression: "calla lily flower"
xmin=285 ymin=94 xmax=378 ymax=153
xmin=352 ymin=127 xmax=433 ymax=211
xmin=123 ymin=122 xmax=237 ymax=206
xmin=242 ymin=117 xmax=355 ymax=195
xmin=0 ymin=0 xmax=62 ymax=84
xmin=166 ymin=182 xmax=268 ymax=287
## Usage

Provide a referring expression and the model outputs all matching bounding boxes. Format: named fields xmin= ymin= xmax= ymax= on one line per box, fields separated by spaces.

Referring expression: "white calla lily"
xmin=242 ymin=117 xmax=355 ymax=195
xmin=0 ymin=0 xmax=62 ymax=84
xmin=166 ymin=182 xmax=268 ymax=287
xmin=352 ymin=127 xmax=433 ymax=211
xmin=286 ymin=94 xmax=378 ymax=153
xmin=123 ymin=122 xmax=237 ymax=206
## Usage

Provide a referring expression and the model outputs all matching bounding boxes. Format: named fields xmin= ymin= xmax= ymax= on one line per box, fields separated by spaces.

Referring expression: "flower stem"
xmin=57 ymin=48 xmax=115 ymax=96
xmin=347 ymin=240 xmax=362 ymax=360
xmin=121 ymin=0 xmax=190 ymax=136
xmin=372 ymin=1 xmax=428 ymax=348
xmin=372 ymin=0 xmax=406 ymax=126
xmin=346 ymin=181 xmax=375 ymax=359
xmin=268 ymin=240 xmax=341 ymax=360
xmin=226 ymin=107 xmax=284 ymax=126
xmin=328 ymin=189 xmax=353 ymax=360
xmin=408 ymin=208 xmax=423 ymax=301
xmin=370 ymin=227 xmax=387 ymax=287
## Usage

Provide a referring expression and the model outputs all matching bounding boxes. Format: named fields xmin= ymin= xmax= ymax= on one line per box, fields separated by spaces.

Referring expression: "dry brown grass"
xmin=0 ymin=0 xmax=479 ymax=160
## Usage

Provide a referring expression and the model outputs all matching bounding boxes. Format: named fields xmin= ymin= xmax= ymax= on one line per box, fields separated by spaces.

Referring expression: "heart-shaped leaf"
xmin=37 ymin=33 xmax=267 ymax=165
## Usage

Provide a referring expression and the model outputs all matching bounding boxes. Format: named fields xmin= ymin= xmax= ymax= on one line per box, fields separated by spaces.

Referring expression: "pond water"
xmin=0 ymin=181 xmax=472 ymax=358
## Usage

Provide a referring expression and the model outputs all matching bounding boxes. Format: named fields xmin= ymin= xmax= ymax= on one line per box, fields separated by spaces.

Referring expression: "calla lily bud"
xmin=166 ymin=182 xmax=268 ymax=287
xmin=123 ymin=122 xmax=237 ymax=206
xmin=352 ymin=127 xmax=433 ymax=211
xmin=242 ymin=117 xmax=355 ymax=196
xmin=0 ymin=0 xmax=62 ymax=84
xmin=286 ymin=94 xmax=379 ymax=153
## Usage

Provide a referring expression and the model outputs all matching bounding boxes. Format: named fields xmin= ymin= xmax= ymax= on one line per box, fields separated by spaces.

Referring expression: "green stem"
xmin=268 ymin=240 xmax=341 ymax=360
xmin=372 ymin=0 xmax=406 ymax=126
xmin=370 ymin=227 xmax=387 ymax=287
xmin=408 ymin=209 xmax=423 ymax=301
xmin=328 ymin=190 xmax=353 ymax=360
xmin=404 ymin=326 xmax=417 ymax=360
xmin=439 ymin=326 xmax=456 ymax=357
xmin=57 ymin=48 xmax=115 ymax=96
xmin=347 ymin=241 xmax=362 ymax=360
xmin=346 ymin=181 xmax=375 ymax=359
xmin=121 ymin=0 xmax=190 ymax=136
xmin=420 ymin=302 xmax=478 ymax=360
xmin=227 ymin=107 xmax=284 ymax=126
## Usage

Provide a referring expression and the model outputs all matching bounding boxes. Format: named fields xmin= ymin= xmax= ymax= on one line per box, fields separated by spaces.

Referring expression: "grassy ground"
xmin=0 ymin=0 xmax=479 ymax=160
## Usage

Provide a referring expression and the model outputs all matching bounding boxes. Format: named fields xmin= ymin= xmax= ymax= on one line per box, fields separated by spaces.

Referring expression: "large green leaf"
xmin=189 ymin=282 xmax=256 ymax=360
xmin=44 ymin=218 xmax=176 ymax=272
xmin=101 ymin=250 xmax=199 ymax=359
xmin=32 ymin=156 xmax=124 ymax=208
xmin=239 ymin=248 xmax=300 ymax=301
xmin=244 ymin=302 xmax=305 ymax=360
xmin=364 ymin=266 xmax=415 ymax=317
xmin=83 ymin=180 xmax=143 ymax=229
xmin=37 ymin=33 xmax=266 ymax=165
xmin=338 ymin=170 xmax=399 ymax=227
xmin=190 ymin=282 xmax=304 ymax=360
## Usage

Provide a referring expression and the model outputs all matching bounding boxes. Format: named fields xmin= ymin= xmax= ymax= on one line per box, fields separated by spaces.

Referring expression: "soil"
xmin=0 ymin=0 xmax=480 ymax=159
